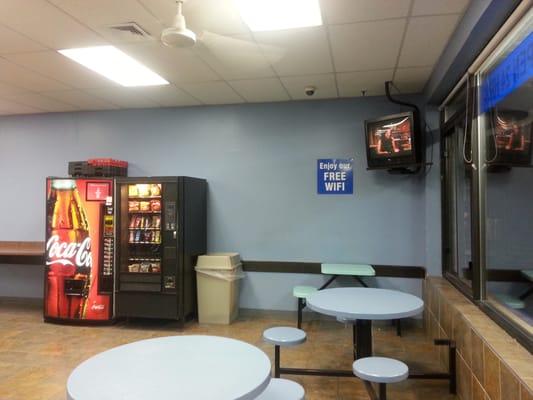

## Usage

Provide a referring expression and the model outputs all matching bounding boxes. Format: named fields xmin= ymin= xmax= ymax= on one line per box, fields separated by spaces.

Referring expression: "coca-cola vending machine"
xmin=44 ymin=178 xmax=115 ymax=323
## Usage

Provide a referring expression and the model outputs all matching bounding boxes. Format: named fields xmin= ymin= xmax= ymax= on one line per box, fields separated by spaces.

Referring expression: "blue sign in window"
xmin=481 ymin=32 xmax=533 ymax=112
xmin=317 ymin=159 xmax=354 ymax=195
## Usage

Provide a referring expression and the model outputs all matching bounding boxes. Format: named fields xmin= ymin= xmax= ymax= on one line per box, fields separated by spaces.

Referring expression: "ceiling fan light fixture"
xmin=234 ymin=0 xmax=322 ymax=32
xmin=58 ymin=46 xmax=169 ymax=87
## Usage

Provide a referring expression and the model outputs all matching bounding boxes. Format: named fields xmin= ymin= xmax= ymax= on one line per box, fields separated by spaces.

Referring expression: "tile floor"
xmin=0 ymin=300 xmax=457 ymax=400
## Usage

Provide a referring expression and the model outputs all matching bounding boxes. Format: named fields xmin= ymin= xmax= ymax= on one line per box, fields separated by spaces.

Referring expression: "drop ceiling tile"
xmin=0 ymin=58 xmax=70 ymax=92
xmin=336 ymin=69 xmax=393 ymax=97
xmin=329 ymin=19 xmax=406 ymax=72
xmin=139 ymin=0 xmax=248 ymax=36
xmin=119 ymin=42 xmax=220 ymax=84
xmin=0 ymin=0 xmax=107 ymax=49
xmin=85 ymin=87 xmax=161 ymax=108
xmin=128 ymin=85 xmax=201 ymax=107
xmin=180 ymin=81 xmax=243 ymax=105
xmin=393 ymin=66 xmax=433 ymax=93
xmin=254 ymin=27 xmax=333 ymax=76
xmin=195 ymin=33 xmax=275 ymax=80
xmin=49 ymin=0 xmax=163 ymax=44
xmin=280 ymin=74 xmax=337 ymax=100
xmin=4 ymin=51 xmax=121 ymax=89
xmin=321 ymin=0 xmax=411 ymax=24
xmin=228 ymin=78 xmax=290 ymax=103
xmin=41 ymin=90 xmax=119 ymax=110
xmin=398 ymin=15 xmax=461 ymax=67
xmin=0 ymin=97 xmax=43 ymax=114
xmin=2 ymin=93 xmax=79 ymax=112
xmin=412 ymin=0 xmax=470 ymax=16
xmin=0 ymin=24 xmax=47 ymax=54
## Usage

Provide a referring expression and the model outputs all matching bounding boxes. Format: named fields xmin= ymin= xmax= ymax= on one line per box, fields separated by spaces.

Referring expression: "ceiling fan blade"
xmin=197 ymin=30 xmax=285 ymax=69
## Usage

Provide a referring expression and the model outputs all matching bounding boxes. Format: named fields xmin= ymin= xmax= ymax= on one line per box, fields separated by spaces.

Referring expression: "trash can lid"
xmin=196 ymin=253 xmax=241 ymax=270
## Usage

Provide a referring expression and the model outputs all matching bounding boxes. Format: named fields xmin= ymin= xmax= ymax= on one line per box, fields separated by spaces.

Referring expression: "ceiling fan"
xmin=160 ymin=0 xmax=284 ymax=69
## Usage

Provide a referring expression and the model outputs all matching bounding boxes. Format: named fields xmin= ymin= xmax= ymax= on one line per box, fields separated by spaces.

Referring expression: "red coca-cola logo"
xmin=45 ymin=235 xmax=92 ymax=268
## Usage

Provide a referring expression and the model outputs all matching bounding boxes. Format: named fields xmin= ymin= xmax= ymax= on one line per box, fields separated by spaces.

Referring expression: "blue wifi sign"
xmin=317 ymin=159 xmax=354 ymax=195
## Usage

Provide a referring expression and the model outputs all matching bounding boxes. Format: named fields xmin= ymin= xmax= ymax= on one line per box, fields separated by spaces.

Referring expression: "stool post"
xmin=274 ymin=345 xmax=280 ymax=378
xmin=297 ymin=298 xmax=304 ymax=329
xmin=379 ymin=383 xmax=387 ymax=400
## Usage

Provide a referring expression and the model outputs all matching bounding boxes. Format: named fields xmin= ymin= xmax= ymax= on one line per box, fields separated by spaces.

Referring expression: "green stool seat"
xmin=321 ymin=263 xmax=375 ymax=276
xmin=293 ymin=286 xmax=317 ymax=299
xmin=494 ymin=293 xmax=525 ymax=309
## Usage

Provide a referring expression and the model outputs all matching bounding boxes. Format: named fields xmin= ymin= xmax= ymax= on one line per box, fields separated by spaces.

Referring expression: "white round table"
xmin=67 ymin=335 xmax=271 ymax=400
xmin=307 ymin=287 xmax=424 ymax=358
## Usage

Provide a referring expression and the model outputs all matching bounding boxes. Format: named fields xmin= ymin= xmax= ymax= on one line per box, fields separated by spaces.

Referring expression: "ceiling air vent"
xmin=106 ymin=22 xmax=153 ymax=42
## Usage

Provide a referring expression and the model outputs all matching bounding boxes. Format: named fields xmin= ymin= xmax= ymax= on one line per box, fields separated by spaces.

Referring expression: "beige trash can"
xmin=195 ymin=253 xmax=244 ymax=324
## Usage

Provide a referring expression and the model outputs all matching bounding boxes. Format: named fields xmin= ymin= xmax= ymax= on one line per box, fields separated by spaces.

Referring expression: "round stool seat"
xmin=255 ymin=378 xmax=305 ymax=400
xmin=263 ymin=327 xmax=306 ymax=347
xmin=353 ymin=357 xmax=409 ymax=383
xmin=293 ymin=286 xmax=317 ymax=299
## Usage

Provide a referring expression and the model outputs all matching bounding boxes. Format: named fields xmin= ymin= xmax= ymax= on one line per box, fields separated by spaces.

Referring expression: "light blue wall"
xmin=0 ymin=96 xmax=432 ymax=308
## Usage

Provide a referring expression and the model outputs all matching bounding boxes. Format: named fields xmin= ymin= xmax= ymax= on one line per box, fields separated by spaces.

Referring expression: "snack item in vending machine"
xmin=129 ymin=231 xmax=135 ymax=243
xmin=128 ymin=264 xmax=140 ymax=273
xmin=128 ymin=185 xmax=139 ymax=197
xmin=134 ymin=216 xmax=142 ymax=228
xmin=129 ymin=217 xmax=136 ymax=228
xmin=153 ymin=216 xmax=161 ymax=229
xmin=139 ymin=201 xmax=150 ymax=211
xmin=144 ymin=231 xmax=152 ymax=243
xmin=151 ymin=262 xmax=161 ymax=273
xmin=128 ymin=201 xmax=140 ymax=212
xmin=150 ymin=184 xmax=161 ymax=196
xmin=144 ymin=216 xmax=152 ymax=228
xmin=140 ymin=262 xmax=151 ymax=273
xmin=153 ymin=231 xmax=161 ymax=244
xmin=137 ymin=184 xmax=150 ymax=197
xmin=150 ymin=199 xmax=161 ymax=212
xmin=134 ymin=231 xmax=142 ymax=242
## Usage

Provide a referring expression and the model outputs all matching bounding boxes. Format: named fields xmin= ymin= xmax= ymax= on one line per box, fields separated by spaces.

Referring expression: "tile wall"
xmin=424 ymin=277 xmax=532 ymax=400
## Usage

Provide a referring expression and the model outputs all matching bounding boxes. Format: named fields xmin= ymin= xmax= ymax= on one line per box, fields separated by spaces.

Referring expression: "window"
xmin=441 ymin=7 xmax=533 ymax=350
xmin=477 ymin=11 xmax=533 ymax=338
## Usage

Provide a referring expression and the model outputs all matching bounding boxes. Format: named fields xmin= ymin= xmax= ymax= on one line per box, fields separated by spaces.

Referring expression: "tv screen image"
xmin=364 ymin=112 xmax=418 ymax=169
xmin=488 ymin=109 xmax=532 ymax=166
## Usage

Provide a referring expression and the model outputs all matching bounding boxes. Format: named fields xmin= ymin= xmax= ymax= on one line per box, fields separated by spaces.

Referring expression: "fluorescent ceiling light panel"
xmin=58 ymin=46 xmax=168 ymax=87
xmin=235 ymin=0 xmax=322 ymax=32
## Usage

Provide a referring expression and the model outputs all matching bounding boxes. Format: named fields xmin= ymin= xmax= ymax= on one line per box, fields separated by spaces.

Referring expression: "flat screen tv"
xmin=364 ymin=111 xmax=419 ymax=169
xmin=486 ymin=109 xmax=532 ymax=167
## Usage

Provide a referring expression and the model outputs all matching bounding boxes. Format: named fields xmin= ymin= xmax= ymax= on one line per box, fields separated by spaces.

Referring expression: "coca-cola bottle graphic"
xmin=45 ymin=179 xmax=92 ymax=319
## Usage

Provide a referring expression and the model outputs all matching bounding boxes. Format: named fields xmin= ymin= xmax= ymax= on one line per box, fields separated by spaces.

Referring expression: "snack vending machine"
xmin=44 ymin=178 xmax=115 ymax=323
xmin=115 ymin=177 xmax=206 ymax=321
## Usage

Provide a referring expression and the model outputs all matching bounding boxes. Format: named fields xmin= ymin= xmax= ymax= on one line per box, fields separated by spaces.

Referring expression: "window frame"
xmin=440 ymin=7 xmax=533 ymax=352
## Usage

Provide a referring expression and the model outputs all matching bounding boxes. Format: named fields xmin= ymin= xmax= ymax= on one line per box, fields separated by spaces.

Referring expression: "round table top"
xmin=307 ymin=287 xmax=424 ymax=320
xmin=67 ymin=335 xmax=271 ymax=400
